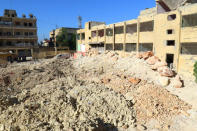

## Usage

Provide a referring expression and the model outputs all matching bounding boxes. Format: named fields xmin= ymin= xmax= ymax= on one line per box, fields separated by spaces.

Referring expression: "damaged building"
xmin=77 ymin=0 xmax=197 ymax=77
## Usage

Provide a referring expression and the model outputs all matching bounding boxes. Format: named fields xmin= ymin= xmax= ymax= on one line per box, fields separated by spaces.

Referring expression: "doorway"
xmin=166 ymin=54 xmax=174 ymax=69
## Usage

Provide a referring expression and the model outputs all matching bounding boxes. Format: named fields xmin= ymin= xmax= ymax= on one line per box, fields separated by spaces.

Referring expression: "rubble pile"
xmin=0 ymin=51 xmax=196 ymax=130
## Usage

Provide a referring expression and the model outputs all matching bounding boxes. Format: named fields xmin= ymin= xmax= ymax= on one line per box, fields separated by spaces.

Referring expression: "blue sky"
xmin=0 ymin=0 xmax=155 ymax=42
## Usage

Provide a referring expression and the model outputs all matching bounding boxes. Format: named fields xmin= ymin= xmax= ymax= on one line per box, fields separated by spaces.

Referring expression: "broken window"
xmin=106 ymin=28 xmax=113 ymax=36
xmin=106 ymin=44 xmax=113 ymax=50
xmin=140 ymin=21 xmax=154 ymax=32
xmin=24 ymin=22 xmax=27 ymax=26
xmin=181 ymin=43 xmax=197 ymax=55
xmin=139 ymin=43 xmax=153 ymax=52
xmin=168 ymin=14 xmax=176 ymax=21
xmin=29 ymin=23 xmax=33 ymax=27
xmin=167 ymin=29 xmax=174 ymax=34
xmin=98 ymin=29 xmax=104 ymax=37
xmin=167 ymin=40 xmax=175 ymax=46
xmin=90 ymin=43 xmax=104 ymax=52
xmin=115 ymin=26 xmax=124 ymax=34
xmin=81 ymin=33 xmax=85 ymax=40
xmin=114 ymin=43 xmax=123 ymax=51
xmin=91 ymin=31 xmax=97 ymax=37
xmin=126 ymin=24 xmax=137 ymax=34
xmin=125 ymin=43 xmax=136 ymax=52
xmin=182 ymin=13 xmax=197 ymax=27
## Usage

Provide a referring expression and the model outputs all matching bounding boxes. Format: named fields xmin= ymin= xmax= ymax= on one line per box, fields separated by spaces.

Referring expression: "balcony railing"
xmin=0 ymin=35 xmax=37 ymax=39
xmin=0 ymin=24 xmax=37 ymax=29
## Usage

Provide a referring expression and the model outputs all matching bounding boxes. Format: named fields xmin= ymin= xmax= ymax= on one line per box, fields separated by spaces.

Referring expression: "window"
xmin=12 ymin=14 xmax=15 ymax=17
xmin=7 ymin=32 xmax=11 ymax=36
xmin=139 ymin=43 xmax=153 ymax=52
xmin=140 ymin=21 xmax=154 ymax=32
xmin=15 ymin=22 xmax=20 ymax=26
xmin=98 ymin=29 xmax=104 ymax=37
xmin=167 ymin=40 xmax=175 ymax=46
xmin=25 ymin=32 xmax=28 ymax=36
xmin=77 ymin=34 xmax=80 ymax=40
xmin=126 ymin=24 xmax=137 ymax=34
xmin=167 ymin=29 xmax=173 ymax=34
xmin=91 ymin=31 xmax=97 ymax=37
xmin=29 ymin=23 xmax=33 ymax=27
xmin=125 ymin=43 xmax=136 ymax=52
xmin=115 ymin=26 xmax=124 ymax=34
xmin=181 ymin=43 xmax=197 ymax=55
xmin=81 ymin=33 xmax=85 ymax=40
xmin=24 ymin=22 xmax=28 ymax=26
xmin=166 ymin=54 xmax=174 ymax=68
xmin=29 ymin=32 xmax=34 ymax=36
xmin=106 ymin=44 xmax=113 ymax=50
xmin=106 ymin=28 xmax=113 ymax=36
xmin=168 ymin=14 xmax=176 ymax=21
xmin=6 ymin=41 xmax=12 ymax=46
xmin=182 ymin=13 xmax=197 ymax=27
xmin=114 ymin=43 xmax=123 ymax=50
xmin=15 ymin=32 xmax=20 ymax=36
xmin=0 ymin=32 xmax=2 ymax=36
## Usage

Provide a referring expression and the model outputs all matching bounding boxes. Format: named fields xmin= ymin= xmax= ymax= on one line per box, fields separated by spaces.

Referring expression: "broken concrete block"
xmin=158 ymin=76 xmax=169 ymax=87
xmin=157 ymin=66 xmax=174 ymax=77
xmin=129 ymin=77 xmax=141 ymax=85
xmin=151 ymin=61 xmax=167 ymax=70
xmin=146 ymin=56 xmax=160 ymax=65
xmin=142 ymin=51 xmax=154 ymax=60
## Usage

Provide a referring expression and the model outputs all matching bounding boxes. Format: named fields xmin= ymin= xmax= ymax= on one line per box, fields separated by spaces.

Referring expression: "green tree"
xmin=56 ymin=28 xmax=76 ymax=50
xmin=194 ymin=61 xmax=197 ymax=83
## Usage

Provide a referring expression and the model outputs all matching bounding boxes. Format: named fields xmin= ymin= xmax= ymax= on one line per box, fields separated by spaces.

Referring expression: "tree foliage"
xmin=56 ymin=28 xmax=76 ymax=50
xmin=194 ymin=61 xmax=197 ymax=83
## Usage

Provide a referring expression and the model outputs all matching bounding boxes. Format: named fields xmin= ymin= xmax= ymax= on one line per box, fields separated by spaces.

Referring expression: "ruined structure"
xmin=77 ymin=0 xmax=197 ymax=77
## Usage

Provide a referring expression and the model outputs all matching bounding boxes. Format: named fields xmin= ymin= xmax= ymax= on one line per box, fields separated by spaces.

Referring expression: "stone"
xmin=172 ymin=79 xmax=182 ymax=88
xmin=125 ymin=92 xmax=134 ymax=101
xmin=137 ymin=124 xmax=147 ymax=130
xmin=129 ymin=77 xmax=141 ymax=85
xmin=101 ymin=78 xmax=111 ymax=84
xmin=158 ymin=77 xmax=169 ymax=87
xmin=151 ymin=61 xmax=167 ymax=70
xmin=142 ymin=51 xmax=154 ymax=60
xmin=0 ymin=124 xmax=4 ymax=131
xmin=146 ymin=56 xmax=160 ymax=65
xmin=157 ymin=66 xmax=174 ymax=77
xmin=136 ymin=53 xmax=143 ymax=59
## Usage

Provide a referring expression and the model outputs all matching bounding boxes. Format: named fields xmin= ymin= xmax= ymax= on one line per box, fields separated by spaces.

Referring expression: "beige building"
xmin=0 ymin=9 xmax=38 ymax=47
xmin=77 ymin=0 xmax=197 ymax=77
xmin=50 ymin=27 xmax=79 ymax=47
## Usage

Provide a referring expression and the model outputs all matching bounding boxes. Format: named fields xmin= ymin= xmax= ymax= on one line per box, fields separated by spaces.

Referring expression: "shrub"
xmin=194 ymin=61 xmax=197 ymax=83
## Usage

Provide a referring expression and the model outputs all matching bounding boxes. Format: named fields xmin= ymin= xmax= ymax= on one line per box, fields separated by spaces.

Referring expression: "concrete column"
xmin=104 ymin=26 xmax=106 ymax=51
xmin=123 ymin=22 xmax=126 ymax=52
xmin=137 ymin=19 xmax=140 ymax=53
xmin=113 ymin=24 xmax=115 ymax=51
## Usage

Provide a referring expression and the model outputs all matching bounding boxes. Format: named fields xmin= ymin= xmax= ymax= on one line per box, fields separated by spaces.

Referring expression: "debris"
xmin=158 ymin=76 xmax=169 ymax=87
xmin=129 ymin=77 xmax=141 ymax=85
xmin=157 ymin=66 xmax=174 ymax=77
xmin=146 ymin=56 xmax=160 ymax=65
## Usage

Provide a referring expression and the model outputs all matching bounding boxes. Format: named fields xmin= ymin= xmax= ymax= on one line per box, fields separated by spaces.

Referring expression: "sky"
xmin=0 ymin=0 xmax=155 ymax=42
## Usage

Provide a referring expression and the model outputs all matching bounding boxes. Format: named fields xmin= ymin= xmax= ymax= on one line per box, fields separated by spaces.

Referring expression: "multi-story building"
xmin=0 ymin=9 xmax=38 ymax=47
xmin=50 ymin=27 xmax=79 ymax=47
xmin=77 ymin=0 xmax=197 ymax=77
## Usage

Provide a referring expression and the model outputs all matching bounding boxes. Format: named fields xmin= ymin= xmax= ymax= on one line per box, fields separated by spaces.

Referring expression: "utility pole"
xmin=78 ymin=16 xmax=82 ymax=28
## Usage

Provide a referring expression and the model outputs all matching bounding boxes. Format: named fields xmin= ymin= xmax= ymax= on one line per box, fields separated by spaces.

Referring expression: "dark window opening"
xmin=139 ymin=43 xmax=153 ymax=52
xmin=12 ymin=14 xmax=15 ymax=17
xmin=106 ymin=28 xmax=113 ymax=36
xmin=167 ymin=40 xmax=175 ymax=46
xmin=181 ymin=43 xmax=197 ymax=55
xmin=115 ymin=26 xmax=124 ymax=34
xmin=140 ymin=21 xmax=154 ymax=32
xmin=29 ymin=23 xmax=33 ymax=27
xmin=167 ymin=29 xmax=173 ymax=34
xmin=81 ymin=33 xmax=85 ymax=40
xmin=25 ymin=32 xmax=28 ymax=36
xmin=6 ymin=41 xmax=12 ymax=46
xmin=98 ymin=29 xmax=104 ymax=37
xmin=90 ymin=43 xmax=104 ymax=52
xmin=114 ymin=43 xmax=123 ymax=51
xmin=106 ymin=44 xmax=113 ymax=50
xmin=7 ymin=32 xmax=12 ymax=36
xmin=166 ymin=54 xmax=174 ymax=68
xmin=182 ymin=13 xmax=197 ymax=27
xmin=24 ymin=22 xmax=28 ymax=26
xmin=89 ymin=37 xmax=91 ymax=40
xmin=77 ymin=34 xmax=80 ymax=40
xmin=168 ymin=14 xmax=176 ymax=21
xmin=126 ymin=24 xmax=137 ymax=34
xmin=125 ymin=43 xmax=136 ymax=52
xmin=29 ymin=32 xmax=34 ymax=36
xmin=15 ymin=22 xmax=20 ymax=26
xmin=15 ymin=32 xmax=20 ymax=36
xmin=0 ymin=32 xmax=2 ymax=36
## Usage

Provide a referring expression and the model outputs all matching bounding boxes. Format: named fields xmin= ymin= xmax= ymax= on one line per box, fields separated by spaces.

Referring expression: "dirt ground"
xmin=0 ymin=51 xmax=197 ymax=131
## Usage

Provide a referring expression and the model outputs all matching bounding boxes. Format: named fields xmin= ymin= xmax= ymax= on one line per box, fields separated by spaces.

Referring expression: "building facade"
xmin=0 ymin=9 xmax=38 ymax=47
xmin=77 ymin=1 xmax=197 ymax=77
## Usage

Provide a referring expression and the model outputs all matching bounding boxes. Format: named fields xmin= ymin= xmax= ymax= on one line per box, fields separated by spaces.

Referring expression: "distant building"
xmin=0 ymin=9 xmax=38 ymax=47
xmin=49 ymin=27 xmax=79 ymax=47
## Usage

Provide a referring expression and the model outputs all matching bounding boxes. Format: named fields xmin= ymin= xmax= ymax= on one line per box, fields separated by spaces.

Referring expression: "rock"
xmin=129 ymin=77 xmax=141 ymax=85
xmin=172 ymin=79 xmax=182 ymax=88
xmin=146 ymin=56 xmax=160 ymax=65
xmin=158 ymin=77 xmax=169 ymax=87
xmin=136 ymin=53 xmax=143 ymax=59
xmin=142 ymin=51 xmax=154 ymax=60
xmin=151 ymin=61 xmax=167 ymax=70
xmin=125 ymin=92 xmax=134 ymax=101
xmin=157 ymin=66 xmax=174 ymax=77
xmin=0 ymin=124 xmax=4 ymax=131
xmin=3 ymin=75 xmax=11 ymax=86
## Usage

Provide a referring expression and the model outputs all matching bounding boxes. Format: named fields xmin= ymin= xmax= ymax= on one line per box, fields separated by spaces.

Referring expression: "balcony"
xmin=0 ymin=23 xmax=37 ymax=29
xmin=0 ymin=35 xmax=38 ymax=39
